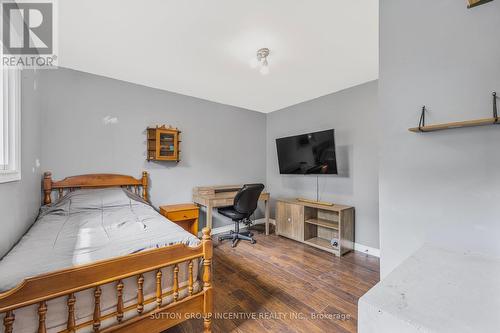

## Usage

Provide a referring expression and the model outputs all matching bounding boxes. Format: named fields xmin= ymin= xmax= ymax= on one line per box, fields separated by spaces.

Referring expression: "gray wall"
xmin=39 ymin=68 xmax=267 ymax=228
xmin=266 ymin=81 xmax=380 ymax=249
xmin=0 ymin=70 xmax=43 ymax=258
xmin=2 ymin=70 xmax=381 ymax=257
xmin=379 ymin=0 xmax=500 ymax=277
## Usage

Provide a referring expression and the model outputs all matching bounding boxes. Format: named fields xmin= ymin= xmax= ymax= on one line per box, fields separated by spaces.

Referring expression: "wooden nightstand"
xmin=160 ymin=203 xmax=199 ymax=236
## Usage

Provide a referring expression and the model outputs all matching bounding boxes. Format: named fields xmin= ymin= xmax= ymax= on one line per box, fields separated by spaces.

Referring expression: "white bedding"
xmin=0 ymin=188 xmax=202 ymax=332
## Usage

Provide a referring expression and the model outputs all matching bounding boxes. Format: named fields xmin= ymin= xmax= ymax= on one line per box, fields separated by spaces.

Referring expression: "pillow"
xmin=52 ymin=188 xmax=141 ymax=211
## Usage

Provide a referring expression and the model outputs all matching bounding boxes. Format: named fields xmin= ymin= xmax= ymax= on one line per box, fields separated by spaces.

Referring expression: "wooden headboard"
xmin=43 ymin=171 xmax=149 ymax=205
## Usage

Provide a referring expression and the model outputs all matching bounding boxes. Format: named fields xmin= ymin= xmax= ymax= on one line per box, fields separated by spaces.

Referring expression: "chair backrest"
xmin=233 ymin=184 xmax=265 ymax=216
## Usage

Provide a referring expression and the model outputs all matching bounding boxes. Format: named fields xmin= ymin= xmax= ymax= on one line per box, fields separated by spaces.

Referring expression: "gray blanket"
xmin=0 ymin=188 xmax=200 ymax=292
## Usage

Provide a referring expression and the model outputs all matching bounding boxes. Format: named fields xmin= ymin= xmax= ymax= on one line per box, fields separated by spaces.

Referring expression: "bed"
xmin=0 ymin=172 xmax=213 ymax=333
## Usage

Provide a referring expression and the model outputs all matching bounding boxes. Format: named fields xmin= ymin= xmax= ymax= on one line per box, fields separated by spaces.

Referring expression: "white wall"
xmin=0 ymin=70 xmax=43 ymax=258
xmin=379 ymin=0 xmax=500 ymax=277
xmin=266 ymin=81 xmax=380 ymax=249
xmin=39 ymin=68 xmax=267 ymax=228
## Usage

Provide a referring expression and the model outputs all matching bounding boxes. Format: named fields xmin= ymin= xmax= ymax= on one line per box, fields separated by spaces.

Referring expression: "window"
xmin=0 ymin=68 xmax=21 ymax=183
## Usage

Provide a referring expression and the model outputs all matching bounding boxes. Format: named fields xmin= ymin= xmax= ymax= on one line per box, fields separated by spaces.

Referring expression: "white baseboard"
xmin=354 ymin=243 xmax=380 ymax=257
xmin=254 ymin=218 xmax=276 ymax=225
xmin=204 ymin=219 xmax=380 ymax=258
xmin=200 ymin=218 xmax=276 ymax=237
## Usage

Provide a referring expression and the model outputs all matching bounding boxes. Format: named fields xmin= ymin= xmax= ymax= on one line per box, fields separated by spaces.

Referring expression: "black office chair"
xmin=218 ymin=184 xmax=265 ymax=247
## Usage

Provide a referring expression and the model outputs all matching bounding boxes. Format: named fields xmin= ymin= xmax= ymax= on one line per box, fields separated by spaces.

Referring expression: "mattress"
xmin=0 ymin=188 xmax=202 ymax=332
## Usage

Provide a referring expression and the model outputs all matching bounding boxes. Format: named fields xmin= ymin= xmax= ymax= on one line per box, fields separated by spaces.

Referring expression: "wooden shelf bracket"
xmin=410 ymin=92 xmax=498 ymax=133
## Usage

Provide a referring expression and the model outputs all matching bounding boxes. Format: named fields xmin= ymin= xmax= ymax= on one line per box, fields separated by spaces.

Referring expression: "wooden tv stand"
xmin=275 ymin=199 xmax=354 ymax=256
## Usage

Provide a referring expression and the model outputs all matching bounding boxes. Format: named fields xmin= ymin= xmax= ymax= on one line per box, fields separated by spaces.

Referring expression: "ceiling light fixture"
xmin=254 ymin=48 xmax=270 ymax=75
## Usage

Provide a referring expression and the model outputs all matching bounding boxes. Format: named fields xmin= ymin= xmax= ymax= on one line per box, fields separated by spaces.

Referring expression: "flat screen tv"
xmin=276 ymin=129 xmax=337 ymax=175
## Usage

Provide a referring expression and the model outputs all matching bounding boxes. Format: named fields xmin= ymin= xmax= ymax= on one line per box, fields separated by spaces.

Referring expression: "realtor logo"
xmin=1 ymin=0 xmax=58 ymax=68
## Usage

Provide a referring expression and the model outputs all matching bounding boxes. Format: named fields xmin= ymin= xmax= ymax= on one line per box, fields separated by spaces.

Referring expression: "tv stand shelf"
xmin=275 ymin=199 xmax=354 ymax=256
xmin=305 ymin=218 xmax=339 ymax=230
xmin=304 ymin=237 xmax=334 ymax=251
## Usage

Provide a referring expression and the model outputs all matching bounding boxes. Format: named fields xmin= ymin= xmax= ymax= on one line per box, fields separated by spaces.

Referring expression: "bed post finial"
xmin=43 ymin=172 xmax=53 ymax=205
xmin=201 ymin=227 xmax=213 ymax=332
xmin=141 ymin=171 xmax=149 ymax=202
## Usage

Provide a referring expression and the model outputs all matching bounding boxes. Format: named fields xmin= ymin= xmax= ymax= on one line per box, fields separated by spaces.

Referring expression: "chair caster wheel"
xmin=218 ymin=237 xmax=223 ymax=242
xmin=231 ymin=243 xmax=237 ymax=248
xmin=251 ymin=240 xmax=256 ymax=244
xmin=248 ymin=233 xmax=254 ymax=237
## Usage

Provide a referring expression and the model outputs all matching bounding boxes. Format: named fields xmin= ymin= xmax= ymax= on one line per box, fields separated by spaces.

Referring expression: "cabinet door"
xmin=156 ymin=130 xmax=178 ymax=160
xmin=276 ymin=201 xmax=289 ymax=237
xmin=288 ymin=203 xmax=304 ymax=241
xmin=276 ymin=202 xmax=304 ymax=241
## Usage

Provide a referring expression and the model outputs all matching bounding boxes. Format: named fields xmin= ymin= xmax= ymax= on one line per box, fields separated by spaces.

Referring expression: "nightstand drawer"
xmin=166 ymin=209 xmax=198 ymax=222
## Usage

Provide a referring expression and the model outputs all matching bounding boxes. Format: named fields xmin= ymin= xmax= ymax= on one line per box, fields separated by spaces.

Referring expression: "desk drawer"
xmin=166 ymin=209 xmax=198 ymax=222
xmin=212 ymin=198 xmax=234 ymax=207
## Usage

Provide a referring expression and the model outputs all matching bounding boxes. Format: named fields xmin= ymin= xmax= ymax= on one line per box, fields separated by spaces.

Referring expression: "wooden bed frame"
xmin=0 ymin=172 xmax=213 ymax=333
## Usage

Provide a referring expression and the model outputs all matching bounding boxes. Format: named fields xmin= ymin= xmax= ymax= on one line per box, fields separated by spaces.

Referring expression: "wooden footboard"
xmin=0 ymin=228 xmax=213 ymax=333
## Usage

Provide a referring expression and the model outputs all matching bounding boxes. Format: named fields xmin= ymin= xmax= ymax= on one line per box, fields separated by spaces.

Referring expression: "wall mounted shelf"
xmin=409 ymin=117 xmax=499 ymax=132
xmin=409 ymin=92 xmax=498 ymax=133
xmin=467 ymin=0 xmax=494 ymax=8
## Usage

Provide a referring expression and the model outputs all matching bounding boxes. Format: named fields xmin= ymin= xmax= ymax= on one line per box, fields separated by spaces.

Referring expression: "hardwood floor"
xmin=168 ymin=229 xmax=379 ymax=333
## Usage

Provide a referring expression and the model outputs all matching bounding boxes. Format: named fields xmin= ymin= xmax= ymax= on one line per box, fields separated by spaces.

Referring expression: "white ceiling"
xmin=59 ymin=0 xmax=378 ymax=113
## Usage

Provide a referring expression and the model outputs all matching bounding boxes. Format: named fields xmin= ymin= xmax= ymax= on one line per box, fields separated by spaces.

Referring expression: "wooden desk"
xmin=193 ymin=185 xmax=271 ymax=235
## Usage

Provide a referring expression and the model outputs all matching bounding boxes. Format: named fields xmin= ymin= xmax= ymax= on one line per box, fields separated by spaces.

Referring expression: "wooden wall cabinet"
xmin=147 ymin=125 xmax=181 ymax=162
xmin=276 ymin=199 xmax=354 ymax=256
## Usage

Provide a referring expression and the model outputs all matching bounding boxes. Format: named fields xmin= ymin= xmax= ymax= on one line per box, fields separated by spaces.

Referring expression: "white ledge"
xmin=359 ymin=245 xmax=500 ymax=333
xmin=0 ymin=170 xmax=21 ymax=183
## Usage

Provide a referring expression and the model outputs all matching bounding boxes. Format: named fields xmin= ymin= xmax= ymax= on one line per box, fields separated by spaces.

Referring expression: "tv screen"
xmin=276 ymin=129 xmax=337 ymax=175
